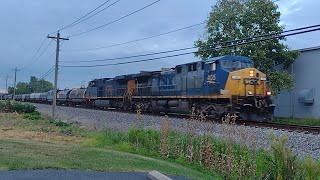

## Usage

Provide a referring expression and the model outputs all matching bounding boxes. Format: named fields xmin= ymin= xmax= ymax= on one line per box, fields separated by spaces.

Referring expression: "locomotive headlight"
xmin=247 ymin=91 xmax=253 ymax=95
xmin=249 ymin=70 xmax=254 ymax=77
xmin=231 ymin=75 xmax=241 ymax=80
xmin=266 ymin=91 xmax=272 ymax=96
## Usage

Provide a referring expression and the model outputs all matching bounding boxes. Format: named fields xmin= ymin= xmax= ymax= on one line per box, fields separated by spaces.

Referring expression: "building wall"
xmin=274 ymin=48 xmax=320 ymax=118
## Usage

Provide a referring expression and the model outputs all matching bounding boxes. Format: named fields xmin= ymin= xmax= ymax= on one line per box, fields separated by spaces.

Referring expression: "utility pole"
xmin=47 ymin=31 xmax=69 ymax=119
xmin=5 ymin=74 xmax=10 ymax=93
xmin=12 ymin=67 xmax=20 ymax=100
xmin=41 ymin=79 xmax=44 ymax=92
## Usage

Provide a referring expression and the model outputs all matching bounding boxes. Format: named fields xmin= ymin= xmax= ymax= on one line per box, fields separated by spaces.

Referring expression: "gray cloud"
xmin=0 ymin=0 xmax=318 ymax=91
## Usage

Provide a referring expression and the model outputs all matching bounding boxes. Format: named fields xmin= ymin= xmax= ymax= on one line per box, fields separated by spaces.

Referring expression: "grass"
xmin=0 ymin=112 xmax=219 ymax=180
xmin=0 ymin=102 xmax=319 ymax=179
xmin=0 ymin=139 xmax=216 ymax=180
xmin=273 ymin=117 xmax=320 ymax=126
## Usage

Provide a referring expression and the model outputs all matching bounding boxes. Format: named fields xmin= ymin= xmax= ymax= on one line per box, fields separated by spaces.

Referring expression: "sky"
xmin=0 ymin=0 xmax=318 ymax=92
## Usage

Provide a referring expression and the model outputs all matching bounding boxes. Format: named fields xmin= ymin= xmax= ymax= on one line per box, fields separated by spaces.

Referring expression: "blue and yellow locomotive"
xmin=86 ymin=55 xmax=274 ymax=121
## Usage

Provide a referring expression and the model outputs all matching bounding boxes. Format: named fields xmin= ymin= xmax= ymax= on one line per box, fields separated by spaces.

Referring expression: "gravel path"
xmin=35 ymin=104 xmax=320 ymax=159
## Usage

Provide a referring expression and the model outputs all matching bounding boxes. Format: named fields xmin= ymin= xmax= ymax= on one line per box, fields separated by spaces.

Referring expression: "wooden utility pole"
xmin=5 ymin=74 xmax=10 ymax=93
xmin=12 ymin=67 xmax=20 ymax=99
xmin=41 ymin=79 xmax=44 ymax=92
xmin=47 ymin=31 xmax=69 ymax=119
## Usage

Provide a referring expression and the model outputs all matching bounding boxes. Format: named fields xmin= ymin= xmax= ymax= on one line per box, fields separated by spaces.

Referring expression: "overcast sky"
xmin=0 ymin=0 xmax=318 ymax=92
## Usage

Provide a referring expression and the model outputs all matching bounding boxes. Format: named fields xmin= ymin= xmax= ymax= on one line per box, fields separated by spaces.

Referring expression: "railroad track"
xmin=159 ymin=112 xmax=320 ymax=135
xmin=241 ymin=121 xmax=320 ymax=134
xmin=32 ymin=102 xmax=320 ymax=134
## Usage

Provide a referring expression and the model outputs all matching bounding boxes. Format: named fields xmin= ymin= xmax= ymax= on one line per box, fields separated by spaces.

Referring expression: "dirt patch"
xmin=0 ymin=129 xmax=83 ymax=145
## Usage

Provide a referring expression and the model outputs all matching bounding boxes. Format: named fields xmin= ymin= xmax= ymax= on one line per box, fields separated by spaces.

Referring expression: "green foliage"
xmin=23 ymin=111 xmax=42 ymax=121
xmin=1 ymin=111 xmax=320 ymax=179
xmin=195 ymin=0 xmax=299 ymax=93
xmin=264 ymin=133 xmax=296 ymax=179
xmin=52 ymin=121 xmax=71 ymax=127
xmin=0 ymin=101 xmax=35 ymax=113
xmin=47 ymin=119 xmax=77 ymax=135
xmin=128 ymin=128 xmax=161 ymax=153
xmin=92 ymin=127 xmax=320 ymax=179
xmin=0 ymin=140 xmax=216 ymax=180
xmin=273 ymin=117 xmax=320 ymax=127
xmin=302 ymin=156 xmax=320 ymax=180
xmin=8 ymin=76 xmax=53 ymax=94
xmin=95 ymin=129 xmax=128 ymax=147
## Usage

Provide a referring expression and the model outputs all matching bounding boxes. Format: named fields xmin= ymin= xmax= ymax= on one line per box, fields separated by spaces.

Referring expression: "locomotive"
xmin=7 ymin=55 xmax=275 ymax=122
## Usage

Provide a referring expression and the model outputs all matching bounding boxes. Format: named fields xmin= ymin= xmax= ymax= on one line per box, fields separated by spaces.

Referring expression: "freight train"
xmin=2 ymin=55 xmax=275 ymax=122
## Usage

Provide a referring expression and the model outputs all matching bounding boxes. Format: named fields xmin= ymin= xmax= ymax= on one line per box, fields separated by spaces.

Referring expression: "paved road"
xmin=0 ymin=170 xmax=187 ymax=180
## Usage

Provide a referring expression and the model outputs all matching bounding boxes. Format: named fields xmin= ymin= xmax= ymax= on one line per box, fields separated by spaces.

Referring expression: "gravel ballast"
xmin=35 ymin=104 xmax=320 ymax=159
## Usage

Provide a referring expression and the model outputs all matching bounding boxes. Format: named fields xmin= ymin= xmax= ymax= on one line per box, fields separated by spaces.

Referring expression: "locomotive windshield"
xmin=221 ymin=60 xmax=253 ymax=71
xmin=241 ymin=62 xmax=254 ymax=68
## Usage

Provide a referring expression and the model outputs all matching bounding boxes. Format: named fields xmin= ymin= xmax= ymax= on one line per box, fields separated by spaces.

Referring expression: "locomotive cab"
xmin=204 ymin=56 xmax=274 ymax=121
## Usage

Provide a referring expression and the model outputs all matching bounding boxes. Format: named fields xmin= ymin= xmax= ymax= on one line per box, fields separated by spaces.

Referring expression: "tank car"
xmin=68 ymin=87 xmax=87 ymax=106
xmin=40 ymin=92 xmax=48 ymax=103
xmin=3 ymin=94 xmax=13 ymax=100
xmin=22 ymin=94 xmax=30 ymax=102
xmin=57 ymin=89 xmax=71 ymax=105
xmin=14 ymin=94 xmax=22 ymax=101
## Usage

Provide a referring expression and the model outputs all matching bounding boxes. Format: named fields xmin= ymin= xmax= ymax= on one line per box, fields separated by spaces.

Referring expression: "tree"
xmin=195 ymin=0 xmax=299 ymax=93
xmin=8 ymin=76 xmax=53 ymax=94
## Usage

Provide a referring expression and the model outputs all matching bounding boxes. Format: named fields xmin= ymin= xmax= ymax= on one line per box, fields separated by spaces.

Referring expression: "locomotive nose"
xmin=225 ymin=68 xmax=270 ymax=97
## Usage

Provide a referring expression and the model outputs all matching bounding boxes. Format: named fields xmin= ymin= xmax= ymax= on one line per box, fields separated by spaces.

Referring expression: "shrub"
xmin=54 ymin=121 xmax=70 ymax=127
xmin=24 ymin=111 xmax=42 ymax=121
xmin=0 ymin=101 xmax=35 ymax=114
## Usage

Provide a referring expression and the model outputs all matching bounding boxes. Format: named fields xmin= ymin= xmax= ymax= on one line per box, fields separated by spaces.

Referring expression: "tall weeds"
xmin=121 ymin=108 xmax=320 ymax=179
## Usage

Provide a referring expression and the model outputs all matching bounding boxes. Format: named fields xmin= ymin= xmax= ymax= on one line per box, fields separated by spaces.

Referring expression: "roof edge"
xmin=296 ymin=46 xmax=320 ymax=52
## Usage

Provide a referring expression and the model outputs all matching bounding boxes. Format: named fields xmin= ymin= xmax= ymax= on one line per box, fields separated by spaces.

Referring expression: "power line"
xmin=21 ymin=40 xmax=54 ymax=71
xmin=61 ymin=24 xmax=320 ymax=63
xmin=17 ymin=41 xmax=66 ymax=86
xmin=40 ymin=66 xmax=55 ymax=79
xmin=63 ymin=47 xmax=193 ymax=63
xmin=32 ymin=52 xmax=56 ymax=78
xmin=62 ymin=22 xmax=205 ymax=51
xmin=60 ymin=27 xmax=320 ymax=68
xmin=68 ymin=0 xmax=161 ymax=37
xmin=35 ymin=41 xmax=67 ymax=77
xmin=20 ymin=37 xmax=48 ymax=70
xmin=39 ymin=41 xmax=67 ymax=79
xmin=59 ymin=0 xmax=112 ymax=31
xmin=59 ymin=0 xmax=120 ymax=31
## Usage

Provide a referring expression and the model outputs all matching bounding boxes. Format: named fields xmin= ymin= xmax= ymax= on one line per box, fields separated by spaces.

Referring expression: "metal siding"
xmin=275 ymin=49 xmax=320 ymax=118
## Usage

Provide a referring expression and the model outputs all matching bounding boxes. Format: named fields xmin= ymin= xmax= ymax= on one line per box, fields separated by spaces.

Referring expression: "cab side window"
xmin=211 ymin=63 xmax=216 ymax=71
xmin=193 ymin=63 xmax=197 ymax=71
xmin=176 ymin=66 xmax=182 ymax=74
